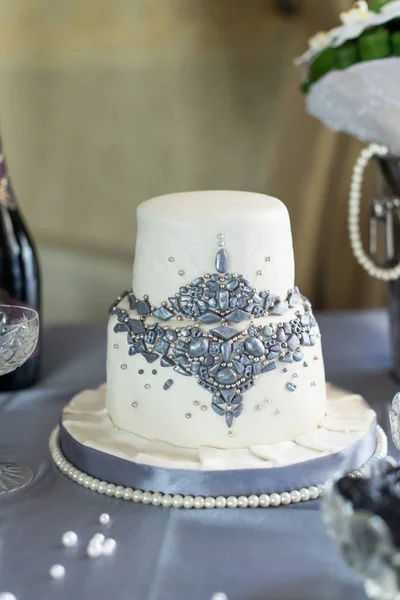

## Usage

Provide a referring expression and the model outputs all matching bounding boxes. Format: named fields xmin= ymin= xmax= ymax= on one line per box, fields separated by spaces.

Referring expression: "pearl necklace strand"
xmin=49 ymin=426 xmax=387 ymax=509
xmin=349 ymin=143 xmax=400 ymax=281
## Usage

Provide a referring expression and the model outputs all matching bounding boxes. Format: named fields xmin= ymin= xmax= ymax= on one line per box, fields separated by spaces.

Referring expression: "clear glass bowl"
xmin=0 ymin=305 xmax=39 ymax=376
xmin=0 ymin=305 xmax=39 ymax=493
xmin=322 ymin=458 xmax=400 ymax=600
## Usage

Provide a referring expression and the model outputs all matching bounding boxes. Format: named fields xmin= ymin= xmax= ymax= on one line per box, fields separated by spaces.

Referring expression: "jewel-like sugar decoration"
xmin=110 ymin=247 xmax=317 ymax=429
xmin=210 ymin=325 xmax=239 ymax=340
xmin=215 ymin=249 xmax=228 ymax=273
xmin=152 ymin=306 xmax=174 ymax=321
xmin=163 ymin=379 xmax=174 ymax=390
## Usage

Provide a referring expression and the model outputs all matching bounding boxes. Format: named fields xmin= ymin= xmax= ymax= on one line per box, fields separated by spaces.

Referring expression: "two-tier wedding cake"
xmin=50 ymin=191 xmax=385 ymax=509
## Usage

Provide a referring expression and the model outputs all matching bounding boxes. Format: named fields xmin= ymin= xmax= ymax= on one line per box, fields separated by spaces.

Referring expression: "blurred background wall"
xmin=0 ymin=0 xmax=383 ymax=323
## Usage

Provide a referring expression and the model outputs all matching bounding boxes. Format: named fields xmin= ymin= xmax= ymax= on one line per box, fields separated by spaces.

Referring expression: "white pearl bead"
xmin=83 ymin=476 xmax=93 ymax=488
xmin=193 ymin=496 xmax=205 ymax=509
xmin=162 ymin=494 xmax=173 ymax=507
xmin=92 ymin=533 xmax=105 ymax=544
xmin=270 ymin=493 xmax=281 ymax=507
xmin=87 ymin=543 xmax=103 ymax=558
xmin=204 ymin=497 xmax=216 ymax=509
xmin=248 ymin=495 xmax=259 ymax=508
xmin=133 ymin=490 xmax=143 ymax=503
xmin=151 ymin=492 xmax=163 ymax=506
xmin=172 ymin=494 xmax=183 ymax=508
xmin=309 ymin=486 xmax=319 ymax=500
xmin=49 ymin=564 xmax=65 ymax=579
xmin=300 ymin=488 xmax=311 ymax=502
xmin=113 ymin=486 xmax=125 ymax=499
xmin=215 ymin=496 xmax=227 ymax=509
xmin=183 ymin=495 xmax=194 ymax=509
xmin=105 ymin=484 xmax=116 ymax=496
xmin=61 ymin=531 xmax=78 ymax=548
xmin=122 ymin=488 xmax=133 ymax=501
xmin=90 ymin=479 xmax=100 ymax=492
xmin=142 ymin=491 xmax=153 ymax=504
xmin=259 ymin=494 xmax=270 ymax=508
xmin=290 ymin=490 xmax=301 ymax=504
xmin=77 ymin=473 xmax=86 ymax=485
xmin=226 ymin=496 xmax=238 ymax=508
xmin=210 ymin=593 xmax=228 ymax=600
xmin=237 ymin=496 xmax=248 ymax=508
xmin=280 ymin=492 xmax=291 ymax=506
xmin=317 ymin=484 xmax=325 ymax=495
xmin=0 ymin=593 xmax=17 ymax=600
xmin=97 ymin=481 xmax=108 ymax=494
xmin=102 ymin=538 xmax=117 ymax=556
xmin=99 ymin=513 xmax=110 ymax=526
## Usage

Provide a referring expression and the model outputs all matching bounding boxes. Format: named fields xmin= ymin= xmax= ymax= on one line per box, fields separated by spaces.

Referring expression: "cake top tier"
xmin=132 ymin=191 xmax=295 ymax=306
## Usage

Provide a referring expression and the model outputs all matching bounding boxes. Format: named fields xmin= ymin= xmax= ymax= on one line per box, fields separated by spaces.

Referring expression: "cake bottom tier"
xmin=53 ymin=384 xmax=385 ymax=502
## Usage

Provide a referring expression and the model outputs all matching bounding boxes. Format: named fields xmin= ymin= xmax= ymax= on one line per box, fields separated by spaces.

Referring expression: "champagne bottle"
xmin=0 ymin=136 xmax=41 ymax=390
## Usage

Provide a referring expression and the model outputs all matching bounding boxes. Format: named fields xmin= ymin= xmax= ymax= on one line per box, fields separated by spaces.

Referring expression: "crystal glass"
xmin=322 ymin=464 xmax=400 ymax=600
xmin=372 ymin=155 xmax=400 ymax=381
xmin=0 ymin=305 xmax=39 ymax=493
xmin=390 ymin=392 xmax=400 ymax=451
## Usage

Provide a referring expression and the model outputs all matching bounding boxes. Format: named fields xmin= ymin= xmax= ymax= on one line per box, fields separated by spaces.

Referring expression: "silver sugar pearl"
xmin=201 ymin=405 xmax=207 ymax=411
xmin=275 ymin=409 xmax=282 ymax=415
xmin=185 ymin=413 xmax=192 ymax=419
xmin=144 ymin=383 xmax=151 ymax=389
xmin=131 ymin=401 xmax=138 ymax=408
xmin=255 ymin=404 xmax=262 ymax=411
xmin=193 ymin=400 xmax=200 ymax=406
xmin=218 ymin=241 xmax=225 ymax=247
xmin=256 ymin=270 xmax=263 ymax=276
xmin=178 ymin=270 xmax=185 ymax=276
xmin=228 ymin=430 xmax=235 ymax=437
xmin=120 ymin=363 xmax=127 ymax=370
xmin=113 ymin=343 xmax=119 ymax=349
xmin=217 ymin=233 xmax=225 ymax=239
xmin=168 ymin=256 xmax=175 ymax=262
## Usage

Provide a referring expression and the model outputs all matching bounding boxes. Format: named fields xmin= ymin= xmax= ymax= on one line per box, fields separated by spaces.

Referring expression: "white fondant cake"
xmin=105 ymin=191 xmax=328 ymax=450
xmin=55 ymin=190 xmax=383 ymax=506
xmin=63 ymin=384 xmax=376 ymax=471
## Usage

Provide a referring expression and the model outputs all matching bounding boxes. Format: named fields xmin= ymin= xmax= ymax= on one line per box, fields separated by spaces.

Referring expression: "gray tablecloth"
xmin=0 ymin=311 xmax=398 ymax=600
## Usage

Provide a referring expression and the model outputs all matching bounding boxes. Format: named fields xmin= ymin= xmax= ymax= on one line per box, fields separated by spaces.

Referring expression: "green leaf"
xmin=358 ymin=26 xmax=391 ymax=60
xmin=309 ymin=46 xmax=335 ymax=83
xmin=370 ymin=0 xmax=395 ymax=12
xmin=392 ymin=31 xmax=400 ymax=55
xmin=334 ymin=40 xmax=359 ymax=70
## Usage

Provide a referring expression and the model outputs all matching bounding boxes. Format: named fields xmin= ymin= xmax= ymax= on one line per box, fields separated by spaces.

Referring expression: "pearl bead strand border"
xmin=348 ymin=143 xmax=400 ymax=281
xmin=49 ymin=426 xmax=387 ymax=509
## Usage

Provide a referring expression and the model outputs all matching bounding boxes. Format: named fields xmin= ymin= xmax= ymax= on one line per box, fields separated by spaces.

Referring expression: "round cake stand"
xmin=49 ymin=425 xmax=387 ymax=509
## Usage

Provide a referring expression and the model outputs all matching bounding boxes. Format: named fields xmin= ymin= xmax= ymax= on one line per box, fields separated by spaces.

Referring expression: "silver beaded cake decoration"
xmin=109 ymin=247 xmax=318 ymax=429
